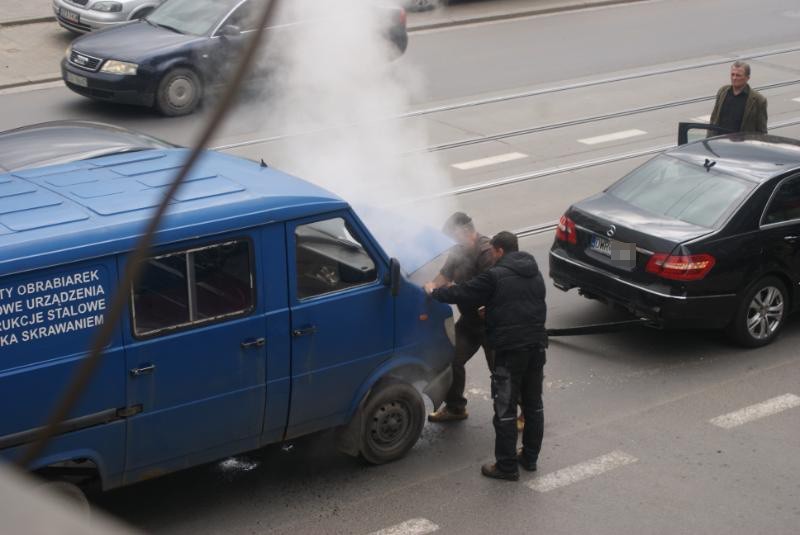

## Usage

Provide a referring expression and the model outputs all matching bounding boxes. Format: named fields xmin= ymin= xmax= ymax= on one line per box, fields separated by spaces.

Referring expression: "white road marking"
xmin=691 ymin=114 xmax=711 ymax=123
xmin=369 ymin=518 xmax=439 ymax=535
xmin=526 ymin=450 xmax=638 ymax=493
xmin=709 ymin=393 xmax=800 ymax=429
xmin=451 ymin=152 xmax=527 ymax=170
xmin=793 ymin=97 xmax=800 ymax=104
xmin=577 ymin=129 xmax=647 ymax=145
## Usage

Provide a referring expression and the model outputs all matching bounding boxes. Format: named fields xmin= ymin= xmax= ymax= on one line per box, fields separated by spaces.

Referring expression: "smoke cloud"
xmin=257 ymin=0 xmax=456 ymax=231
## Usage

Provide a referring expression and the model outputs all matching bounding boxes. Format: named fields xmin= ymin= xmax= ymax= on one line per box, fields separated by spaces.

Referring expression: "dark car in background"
xmin=0 ymin=121 xmax=174 ymax=172
xmin=550 ymin=132 xmax=800 ymax=347
xmin=61 ymin=0 xmax=409 ymax=116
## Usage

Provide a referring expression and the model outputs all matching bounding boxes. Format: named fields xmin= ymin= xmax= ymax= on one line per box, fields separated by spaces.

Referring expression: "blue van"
xmin=0 ymin=147 xmax=454 ymax=492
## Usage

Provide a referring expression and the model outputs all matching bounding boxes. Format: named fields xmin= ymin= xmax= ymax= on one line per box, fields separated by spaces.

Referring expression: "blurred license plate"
xmin=589 ymin=235 xmax=636 ymax=268
xmin=66 ymin=72 xmax=88 ymax=87
xmin=60 ymin=8 xmax=80 ymax=24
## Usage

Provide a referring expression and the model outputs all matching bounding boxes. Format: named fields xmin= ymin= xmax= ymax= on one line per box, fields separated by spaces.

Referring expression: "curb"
xmin=0 ymin=76 xmax=61 ymax=91
xmin=0 ymin=15 xmax=56 ymax=28
xmin=407 ymin=0 xmax=647 ymax=32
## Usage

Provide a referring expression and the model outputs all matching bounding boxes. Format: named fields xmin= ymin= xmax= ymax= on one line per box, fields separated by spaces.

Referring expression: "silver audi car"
xmin=53 ymin=0 xmax=165 ymax=33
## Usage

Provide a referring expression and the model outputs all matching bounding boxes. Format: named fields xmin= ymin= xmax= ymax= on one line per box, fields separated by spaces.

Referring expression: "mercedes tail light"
xmin=555 ymin=215 xmax=577 ymax=244
xmin=645 ymin=253 xmax=716 ymax=281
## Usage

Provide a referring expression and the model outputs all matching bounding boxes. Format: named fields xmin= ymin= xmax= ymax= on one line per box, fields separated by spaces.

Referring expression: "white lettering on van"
xmin=1 ymin=267 xmax=107 ymax=350
xmin=0 ymin=334 xmax=19 ymax=347
xmin=15 ymin=269 xmax=100 ymax=296
xmin=21 ymin=314 xmax=104 ymax=341
xmin=0 ymin=300 xmax=23 ymax=316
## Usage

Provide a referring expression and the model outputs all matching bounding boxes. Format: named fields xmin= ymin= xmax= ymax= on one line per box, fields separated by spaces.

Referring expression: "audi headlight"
xmin=64 ymin=45 xmax=72 ymax=60
xmin=100 ymin=60 xmax=139 ymax=75
xmin=91 ymin=1 xmax=122 ymax=12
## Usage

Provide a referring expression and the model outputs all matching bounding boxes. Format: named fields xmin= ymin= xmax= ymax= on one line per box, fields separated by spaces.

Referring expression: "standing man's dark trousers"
xmin=491 ymin=345 xmax=546 ymax=474
xmin=445 ymin=316 xmax=494 ymax=412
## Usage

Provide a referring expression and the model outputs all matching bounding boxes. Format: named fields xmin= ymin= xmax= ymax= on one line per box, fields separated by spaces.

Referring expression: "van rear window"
xmin=132 ymin=240 xmax=253 ymax=337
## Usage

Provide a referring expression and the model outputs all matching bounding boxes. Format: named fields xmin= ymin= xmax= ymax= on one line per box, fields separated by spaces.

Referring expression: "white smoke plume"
xmin=258 ymin=0 xmax=456 ymax=229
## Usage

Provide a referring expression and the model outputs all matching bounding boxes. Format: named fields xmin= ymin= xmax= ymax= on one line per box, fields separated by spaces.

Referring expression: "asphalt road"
xmin=4 ymin=0 xmax=800 ymax=533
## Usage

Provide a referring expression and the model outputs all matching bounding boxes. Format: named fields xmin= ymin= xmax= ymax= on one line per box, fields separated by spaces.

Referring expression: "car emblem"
xmin=74 ymin=55 xmax=88 ymax=65
xmin=606 ymin=225 xmax=616 ymax=238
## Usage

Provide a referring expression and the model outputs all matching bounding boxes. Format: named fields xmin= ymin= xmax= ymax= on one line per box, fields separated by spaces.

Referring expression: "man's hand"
xmin=423 ymin=282 xmax=436 ymax=295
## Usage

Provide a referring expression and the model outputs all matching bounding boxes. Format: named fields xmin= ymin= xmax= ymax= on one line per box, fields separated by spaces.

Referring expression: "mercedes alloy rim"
xmin=746 ymin=286 xmax=784 ymax=340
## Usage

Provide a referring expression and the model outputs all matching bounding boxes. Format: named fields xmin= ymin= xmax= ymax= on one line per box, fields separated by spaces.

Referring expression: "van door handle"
xmin=292 ymin=325 xmax=316 ymax=337
xmin=241 ymin=337 xmax=266 ymax=349
xmin=130 ymin=364 xmax=156 ymax=377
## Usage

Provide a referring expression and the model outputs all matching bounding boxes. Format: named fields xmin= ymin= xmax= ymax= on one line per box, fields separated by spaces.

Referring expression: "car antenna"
xmin=260 ymin=159 xmax=268 ymax=168
xmin=704 ymin=158 xmax=716 ymax=172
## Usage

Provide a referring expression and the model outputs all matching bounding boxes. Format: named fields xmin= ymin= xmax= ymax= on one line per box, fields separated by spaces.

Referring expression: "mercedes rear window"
xmin=607 ymin=155 xmax=755 ymax=228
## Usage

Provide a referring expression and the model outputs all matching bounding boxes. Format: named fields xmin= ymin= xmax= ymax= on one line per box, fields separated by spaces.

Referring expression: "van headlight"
xmin=444 ymin=316 xmax=455 ymax=346
xmin=91 ymin=1 xmax=123 ymax=12
xmin=100 ymin=60 xmax=139 ymax=75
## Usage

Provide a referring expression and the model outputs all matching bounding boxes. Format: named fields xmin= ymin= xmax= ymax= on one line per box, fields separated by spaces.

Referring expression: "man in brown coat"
xmin=709 ymin=61 xmax=768 ymax=134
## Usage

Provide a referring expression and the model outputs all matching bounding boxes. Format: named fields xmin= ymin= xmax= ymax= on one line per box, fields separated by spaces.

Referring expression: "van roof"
xmin=0 ymin=148 xmax=346 ymax=276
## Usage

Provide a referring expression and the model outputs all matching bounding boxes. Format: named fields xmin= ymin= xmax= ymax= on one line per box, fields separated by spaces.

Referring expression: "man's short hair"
xmin=491 ymin=231 xmax=518 ymax=253
xmin=443 ymin=212 xmax=474 ymax=236
xmin=732 ymin=60 xmax=751 ymax=77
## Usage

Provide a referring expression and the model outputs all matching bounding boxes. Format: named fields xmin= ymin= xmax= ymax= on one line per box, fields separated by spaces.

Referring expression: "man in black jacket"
xmin=425 ymin=231 xmax=547 ymax=481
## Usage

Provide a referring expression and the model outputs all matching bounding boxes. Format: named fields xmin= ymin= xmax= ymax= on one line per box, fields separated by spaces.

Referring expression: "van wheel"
xmin=727 ymin=276 xmax=788 ymax=347
xmin=39 ymin=481 xmax=91 ymax=517
xmin=156 ymin=68 xmax=202 ymax=116
xmin=360 ymin=382 xmax=424 ymax=464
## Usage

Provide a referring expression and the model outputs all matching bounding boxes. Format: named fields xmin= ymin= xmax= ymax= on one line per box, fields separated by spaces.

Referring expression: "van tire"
xmin=359 ymin=382 xmax=424 ymax=464
xmin=726 ymin=276 xmax=788 ymax=347
xmin=155 ymin=68 xmax=202 ymax=117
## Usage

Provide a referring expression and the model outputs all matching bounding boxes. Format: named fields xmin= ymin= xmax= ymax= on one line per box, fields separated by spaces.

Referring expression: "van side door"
xmin=285 ymin=212 xmax=394 ymax=437
xmin=122 ymin=234 xmax=267 ymax=477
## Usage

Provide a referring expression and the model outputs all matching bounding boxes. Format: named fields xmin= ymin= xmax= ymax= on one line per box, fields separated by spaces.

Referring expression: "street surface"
xmin=3 ymin=0 xmax=800 ymax=533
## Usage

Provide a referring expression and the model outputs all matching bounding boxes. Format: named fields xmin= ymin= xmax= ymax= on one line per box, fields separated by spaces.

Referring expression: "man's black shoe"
xmin=481 ymin=463 xmax=519 ymax=481
xmin=517 ymin=449 xmax=537 ymax=472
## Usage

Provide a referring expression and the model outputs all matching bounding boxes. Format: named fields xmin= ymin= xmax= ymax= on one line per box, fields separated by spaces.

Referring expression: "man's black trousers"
xmin=445 ymin=317 xmax=494 ymax=412
xmin=491 ymin=345 xmax=546 ymax=473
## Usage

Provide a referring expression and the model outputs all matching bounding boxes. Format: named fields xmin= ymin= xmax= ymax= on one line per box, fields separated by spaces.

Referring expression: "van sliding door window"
xmin=132 ymin=240 xmax=254 ymax=337
xmin=295 ymin=218 xmax=377 ymax=299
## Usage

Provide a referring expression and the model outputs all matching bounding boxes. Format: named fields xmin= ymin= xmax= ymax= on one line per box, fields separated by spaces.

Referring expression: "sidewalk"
xmin=0 ymin=0 xmax=642 ymax=90
xmin=0 ymin=0 xmax=53 ymax=26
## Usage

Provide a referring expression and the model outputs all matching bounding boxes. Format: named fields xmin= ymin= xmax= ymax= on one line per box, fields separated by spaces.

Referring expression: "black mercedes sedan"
xmin=61 ymin=0 xmax=408 ymax=116
xmin=550 ymin=132 xmax=800 ymax=347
